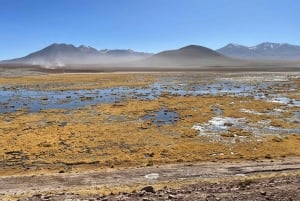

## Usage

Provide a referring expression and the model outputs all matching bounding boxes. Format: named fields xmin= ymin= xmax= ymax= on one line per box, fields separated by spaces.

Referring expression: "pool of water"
xmin=0 ymin=87 xmax=156 ymax=113
xmin=142 ymin=107 xmax=179 ymax=126
xmin=0 ymin=79 xmax=299 ymax=113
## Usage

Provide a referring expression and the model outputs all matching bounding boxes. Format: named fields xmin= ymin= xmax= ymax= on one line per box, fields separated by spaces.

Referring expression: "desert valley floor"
xmin=0 ymin=70 xmax=299 ymax=200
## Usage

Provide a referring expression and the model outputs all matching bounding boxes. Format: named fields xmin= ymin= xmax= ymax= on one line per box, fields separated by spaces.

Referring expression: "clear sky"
xmin=0 ymin=0 xmax=299 ymax=60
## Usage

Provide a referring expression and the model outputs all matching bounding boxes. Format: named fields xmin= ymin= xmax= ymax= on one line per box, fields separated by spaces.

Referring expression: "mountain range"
xmin=1 ymin=42 xmax=300 ymax=68
xmin=2 ymin=43 xmax=153 ymax=68
xmin=217 ymin=42 xmax=300 ymax=60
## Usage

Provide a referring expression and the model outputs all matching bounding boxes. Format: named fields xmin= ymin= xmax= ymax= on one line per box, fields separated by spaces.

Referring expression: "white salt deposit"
xmin=240 ymin=109 xmax=263 ymax=115
xmin=145 ymin=173 xmax=160 ymax=179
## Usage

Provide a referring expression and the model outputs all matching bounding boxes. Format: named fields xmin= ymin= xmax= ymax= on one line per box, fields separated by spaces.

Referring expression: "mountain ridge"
xmin=217 ymin=42 xmax=300 ymax=60
xmin=2 ymin=43 xmax=153 ymax=68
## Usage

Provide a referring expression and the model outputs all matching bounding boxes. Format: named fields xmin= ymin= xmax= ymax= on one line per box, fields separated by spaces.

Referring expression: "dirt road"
xmin=1 ymin=158 xmax=299 ymax=200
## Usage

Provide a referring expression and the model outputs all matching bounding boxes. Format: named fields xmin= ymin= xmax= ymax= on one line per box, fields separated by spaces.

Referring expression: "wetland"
xmin=0 ymin=71 xmax=299 ymax=200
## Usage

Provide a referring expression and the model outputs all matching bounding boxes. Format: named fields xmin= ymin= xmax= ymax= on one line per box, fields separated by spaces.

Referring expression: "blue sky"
xmin=0 ymin=0 xmax=299 ymax=60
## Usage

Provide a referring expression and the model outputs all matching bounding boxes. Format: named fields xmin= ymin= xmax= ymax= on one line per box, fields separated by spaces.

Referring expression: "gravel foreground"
xmin=20 ymin=175 xmax=299 ymax=201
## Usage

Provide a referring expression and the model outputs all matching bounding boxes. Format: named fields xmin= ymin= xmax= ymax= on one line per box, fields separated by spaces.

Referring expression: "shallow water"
xmin=0 ymin=79 xmax=299 ymax=113
xmin=0 ymin=87 xmax=155 ymax=113
xmin=142 ymin=107 xmax=179 ymax=126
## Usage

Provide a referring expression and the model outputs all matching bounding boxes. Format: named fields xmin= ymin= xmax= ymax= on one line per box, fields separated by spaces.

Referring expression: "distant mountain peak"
xmin=226 ymin=43 xmax=244 ymax=47
xmin=144 ymin=44 xmax=228 ymax=67
xmin=156 ymin=45 xmax=223 ymax=58
xmin=217 ymin=42 xmax=300 ymax=60
xmin=79 ymin=45 xmax=93 ymax=49
xmin=179 ymin=45 xmax=202 ymax=49
xmin=256 ymin=42 xmax=280 ymax=49
xmin=48 ymin=43 xmax=75 ymax=48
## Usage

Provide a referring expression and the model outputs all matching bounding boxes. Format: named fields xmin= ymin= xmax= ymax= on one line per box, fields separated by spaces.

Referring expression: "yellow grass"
xmin=1 ymin=94 xmax=299 ymax=176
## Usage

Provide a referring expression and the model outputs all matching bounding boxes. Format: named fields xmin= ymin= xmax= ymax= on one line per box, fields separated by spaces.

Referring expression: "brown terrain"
xmin=1 ymin=159 xmax=300 ymax=201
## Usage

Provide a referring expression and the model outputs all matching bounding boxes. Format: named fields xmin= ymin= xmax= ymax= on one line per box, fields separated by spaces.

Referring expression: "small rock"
xmin=158 ymin=192 xmax=165 ymax=197
xmin=206 ymin=194 xmax=218 ymax=201
xmin=42 ymin=195 xmax=51 ymax=199
xmin=140 ymin=186 xmax=156 ymax=193
xmin=168 ymin=194 xmax=177 ymax=199
xmin=260 ymin=191 xmax=267 ymax=196
xmin=224 ymin=122 xmax=233 ymax=127
xmin=144 ymin=152 xmax=155 ymax=158
xmin=139 ymin=191 xmax=145 ymax=196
